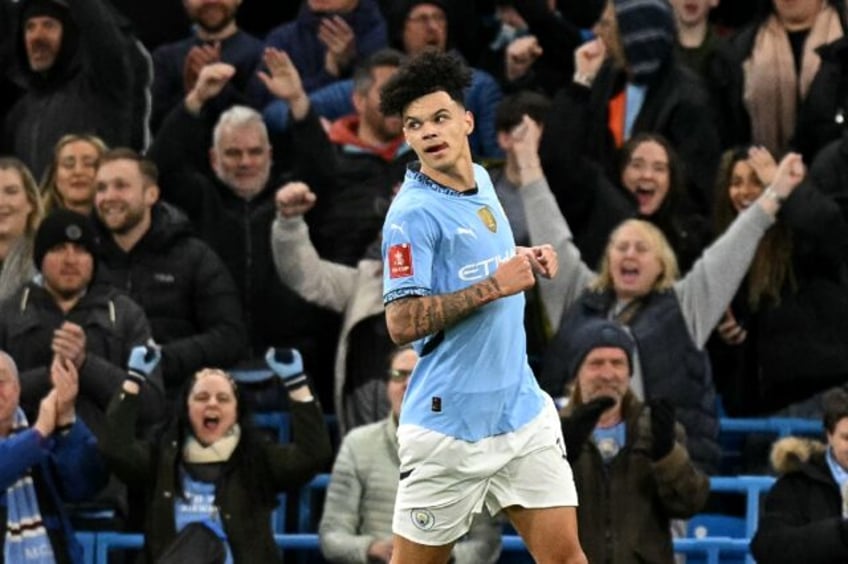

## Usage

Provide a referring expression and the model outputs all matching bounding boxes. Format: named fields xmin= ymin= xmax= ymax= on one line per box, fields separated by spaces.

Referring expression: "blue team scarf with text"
xmin=3 ymin=408 xmax=55 ymax=564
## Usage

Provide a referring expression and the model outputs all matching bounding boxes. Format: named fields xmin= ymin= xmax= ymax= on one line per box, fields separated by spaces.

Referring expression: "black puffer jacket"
xmin=148 ymin=104 xmax=339 ymax=380
xmin=97 ymin=203 xmax=246 ymax=393
xmin=2 ymin=0 xmax=150 ymax=177
xmin=752 ymin=437 xmax=848 ymax=564
xmin=0 ymin=281 xmax=164 ymax=439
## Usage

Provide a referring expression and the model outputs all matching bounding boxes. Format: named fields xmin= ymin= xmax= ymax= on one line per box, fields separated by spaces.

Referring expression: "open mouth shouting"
xmin=633 ymin=185 xmax=660 ymax=215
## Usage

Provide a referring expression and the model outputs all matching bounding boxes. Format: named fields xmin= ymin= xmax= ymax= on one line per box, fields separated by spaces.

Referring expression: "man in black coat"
xmin=2 ymin=0 xmax=151 ymax=178
xmin=148 ymin=63 xmax=339 ymax=408
xmin=93 ymin=148 xmax=246 ymax=400
xmin=0 ymin=209 xmax=164 ymax=437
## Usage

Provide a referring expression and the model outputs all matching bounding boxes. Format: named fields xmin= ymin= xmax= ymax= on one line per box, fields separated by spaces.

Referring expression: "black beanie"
xmin=568 ymin=318 xmax=635 ymax=381
xmin=33 ymin=209 xmax=98 ymax=271
xmin=391 ymin=0 xmax=451 ymax=48
xmin=398 ymin=0 xmax=449 ymax=21
xmin=22 ymin=0 xmax=70 ymax=26
xmin=613 ymin=0 xmax=675 ymax=85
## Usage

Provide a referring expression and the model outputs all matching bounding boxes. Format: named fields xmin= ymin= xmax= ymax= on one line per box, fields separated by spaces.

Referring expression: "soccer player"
xmin=379 ymin=51 xmax=587 ymax=564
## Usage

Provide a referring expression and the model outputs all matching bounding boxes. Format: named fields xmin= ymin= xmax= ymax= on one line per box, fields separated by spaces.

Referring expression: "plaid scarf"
xmin=4 ymin=408 xmax=55 ymax=564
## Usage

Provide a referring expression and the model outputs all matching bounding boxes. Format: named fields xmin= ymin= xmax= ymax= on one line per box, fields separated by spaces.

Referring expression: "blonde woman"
xmin=0 ymin=157 xmax=43 ymax=300
xmin=526 ymin=147 xmax=806 ymax=473
xmin=40 ymin=134 xmax=107 ymax=215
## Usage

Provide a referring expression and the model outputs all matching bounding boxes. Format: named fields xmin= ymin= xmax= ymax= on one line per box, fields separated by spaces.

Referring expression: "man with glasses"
xmin=318 ymin=346 xmax=502 ymax=564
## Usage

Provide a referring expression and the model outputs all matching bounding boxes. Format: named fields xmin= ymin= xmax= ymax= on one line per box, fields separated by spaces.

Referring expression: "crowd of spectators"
xmin=3 ymin=0 xmax=848 ymax=560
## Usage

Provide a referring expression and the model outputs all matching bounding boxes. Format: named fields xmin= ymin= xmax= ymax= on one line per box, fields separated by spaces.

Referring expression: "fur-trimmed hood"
xmin=770 ymin=436 xmax=828 ymax=475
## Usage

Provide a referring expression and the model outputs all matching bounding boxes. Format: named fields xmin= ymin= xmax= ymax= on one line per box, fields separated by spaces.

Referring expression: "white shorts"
xmin=392 ymin=395 xmax=578 ymax=546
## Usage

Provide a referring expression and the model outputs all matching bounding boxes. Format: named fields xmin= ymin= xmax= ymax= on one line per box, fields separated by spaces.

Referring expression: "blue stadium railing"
xmin=80 ymin=409 xmax=809 ymax=562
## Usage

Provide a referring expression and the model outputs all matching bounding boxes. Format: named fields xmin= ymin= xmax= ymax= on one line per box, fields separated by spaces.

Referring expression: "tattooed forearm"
xmin=386 ymin=278 xmax=502 ymax=345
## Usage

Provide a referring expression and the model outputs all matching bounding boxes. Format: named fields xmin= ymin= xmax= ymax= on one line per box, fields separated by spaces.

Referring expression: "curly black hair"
xmin=379 ymin=50 xmax=472 ymax=117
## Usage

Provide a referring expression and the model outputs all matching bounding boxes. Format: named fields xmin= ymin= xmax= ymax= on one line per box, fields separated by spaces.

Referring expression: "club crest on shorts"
xmin=477 ymin=206 xmax=497 ymax=233
xmin=410 ymin=508 xmax=436 ymax=531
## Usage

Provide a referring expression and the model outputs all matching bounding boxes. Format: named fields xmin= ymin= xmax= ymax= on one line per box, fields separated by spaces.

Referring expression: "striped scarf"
xmin=4 ymin=408 xmax=55 ymax=564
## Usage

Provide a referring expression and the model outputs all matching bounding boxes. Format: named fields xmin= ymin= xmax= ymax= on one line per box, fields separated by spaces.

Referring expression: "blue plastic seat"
xmin=297 ymin=473 xmax=331 ymax=533
xmin=94 ymin=532 xmax=143 ymax=564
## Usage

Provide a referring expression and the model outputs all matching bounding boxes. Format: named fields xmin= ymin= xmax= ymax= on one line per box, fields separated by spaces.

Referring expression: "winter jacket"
xmin=101 ymin=389 xmax=332 ymax=563
xmin=566 ymin=394 xmax=709 ymax=564
xmin=318 ymin=416 xmax=502 ymax=564
xmin=3 ymin=0 xmax=151 ymax=177
xmin=552 ymin=290 xmax=721 ymax=473
xmin=264 ymin=0 xmax=387 ymax=93
xmin=148 ymin=103 xmax=339 ymax=368
xmin=751 ymin=437 xmax=848 ymax=563
xmin=0 ymin=419 xmax=108 ymax=564
xmin=792 ymin=36 xmax=848 ymax=163
xmin=96 ymin=203 xmax=246 ymax=393
xmin=0 ymin=282 xmax=164 ymax=439
xmin=720 ymin=0 xmax=847 ymax=158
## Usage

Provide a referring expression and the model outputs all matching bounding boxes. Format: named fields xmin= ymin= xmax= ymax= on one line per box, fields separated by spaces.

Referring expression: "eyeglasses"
xmin=407 ymin=12 xmax=447 ymax=26
xmin=388 ymin=368 xmax=413 ymax=381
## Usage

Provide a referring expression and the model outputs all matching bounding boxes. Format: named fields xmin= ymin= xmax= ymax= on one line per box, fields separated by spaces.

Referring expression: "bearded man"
xmin=149 ymin=0 xmax=266 ymax=132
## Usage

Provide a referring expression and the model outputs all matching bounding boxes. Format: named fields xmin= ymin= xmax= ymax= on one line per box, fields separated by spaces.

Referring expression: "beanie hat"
xmin=613 ymin=0 xmax=676 ymax=85
xmin=33 ymin=209 xmax=98 ymax=270
xmin=568 ymin=318 xmax=635 ymax=381
xmin=391 ymin=0 xmax=451 ymax=49
xmin=22 ymin=0 xmax=69 ymax=26
xmin=398 ymin=0 xmax=450 ymax=21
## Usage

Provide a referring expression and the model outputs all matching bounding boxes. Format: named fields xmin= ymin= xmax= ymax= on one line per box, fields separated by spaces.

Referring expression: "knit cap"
xmin=21 ymin=0 xmax=70 ymax=24
xmin=568 ymin=318 xmax=635 ymax=381
xmin=33 ymin=209 xmax=98 ymax=270
xmin=613 ymin=0 xmax=676 ymax=85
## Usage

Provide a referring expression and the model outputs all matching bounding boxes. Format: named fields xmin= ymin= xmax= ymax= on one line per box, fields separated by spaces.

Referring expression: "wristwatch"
xmin=764 ymin=186 xmax=786 ymax=204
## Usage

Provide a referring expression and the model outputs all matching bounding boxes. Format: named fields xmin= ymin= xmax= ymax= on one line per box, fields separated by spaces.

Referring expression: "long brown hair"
xmin=713 ymin=147 xmax=795 ymax=309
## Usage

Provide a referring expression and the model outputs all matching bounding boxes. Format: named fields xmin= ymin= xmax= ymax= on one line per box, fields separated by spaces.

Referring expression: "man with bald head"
xmin=0 ymin=350 xmax=107 ymax=562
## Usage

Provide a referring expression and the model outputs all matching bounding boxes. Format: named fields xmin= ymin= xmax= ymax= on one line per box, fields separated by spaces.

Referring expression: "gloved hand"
xmin=649 ymin=398 xmax=676 ymax=461
xmin=127 ymin=342 xmax=161 ymax=385
xmin=561 ymin=396 xmax=616 ymax=464
xmin=265 ymin=347 xmax=308 ymax=392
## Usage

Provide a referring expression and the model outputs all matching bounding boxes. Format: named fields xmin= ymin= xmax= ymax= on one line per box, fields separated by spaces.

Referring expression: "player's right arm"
xmin=385 ymin=254 xmax=535 ymax=345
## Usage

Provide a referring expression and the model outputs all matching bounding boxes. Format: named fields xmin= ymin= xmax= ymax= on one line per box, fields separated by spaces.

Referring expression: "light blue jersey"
xmin=382 ymin=163 xmax=546 ymax=442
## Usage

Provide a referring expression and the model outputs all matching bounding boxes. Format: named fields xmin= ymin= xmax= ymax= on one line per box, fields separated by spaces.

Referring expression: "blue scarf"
xmin=4 ymin=408 xmax=55 ymax=564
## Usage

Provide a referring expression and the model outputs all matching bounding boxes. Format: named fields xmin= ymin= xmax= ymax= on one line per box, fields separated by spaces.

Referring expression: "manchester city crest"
xmin=410 ymin=508 xmax=436 ymax=531
xmin=477 ymin=206 xmax=497 ymax=233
